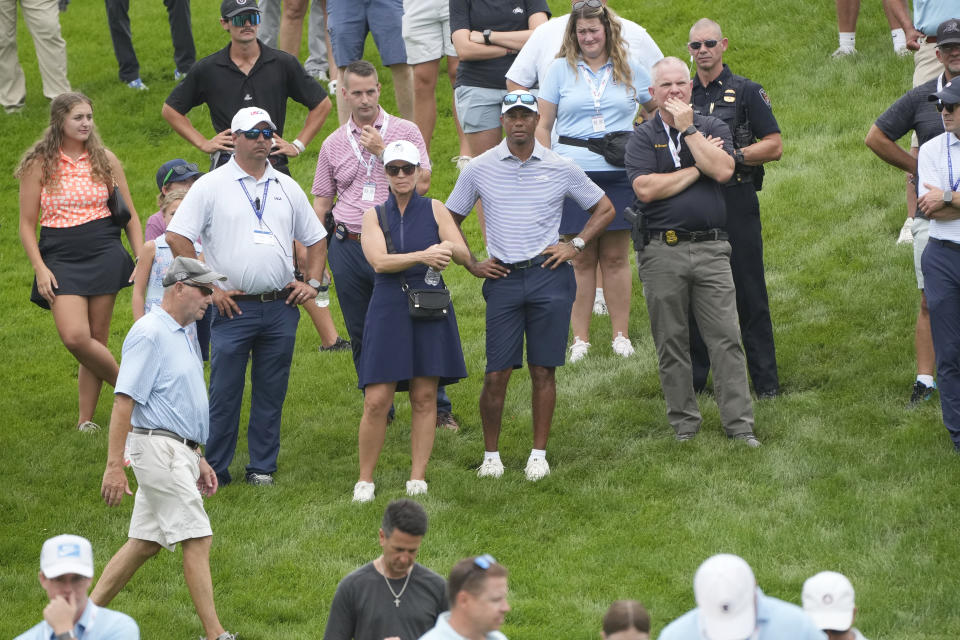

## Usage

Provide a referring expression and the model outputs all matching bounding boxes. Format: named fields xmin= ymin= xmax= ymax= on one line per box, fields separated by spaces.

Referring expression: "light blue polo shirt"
xmin=15 ymin=601 xmax=139 ymax=640
xmin=539 ymin=57 xmax=651 ymax=171
xmin=115 ymin=306 xmax=209 ymax=444
xmin=657 ymin=589 xmax=826 ymax=640
xmin=914 ymin=0 xmax=956 ymax=35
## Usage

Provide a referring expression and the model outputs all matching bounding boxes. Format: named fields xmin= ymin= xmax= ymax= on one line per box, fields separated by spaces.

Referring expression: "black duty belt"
xmin=647 ymin=229 xmax=728 ymax=245
xmin=499 ymin=254 xmax=549 ymax=270
xmin=132 ymin=427 xmax=200 ymax=450
xmin=234 ymin=288 xmax=293 ymax=302
xmin=931 ymin=237 xmax=960 ymax=253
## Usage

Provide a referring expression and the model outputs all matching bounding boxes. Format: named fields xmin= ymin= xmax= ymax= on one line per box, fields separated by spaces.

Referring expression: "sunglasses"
xmin=571 ymin=0 xmax=602 ymax=9
xmin=238 ymin=128 xmax=275 ymax=139
xmin=473 ymin=554 xmax=497 ymax=570
xmin=182 ymin=282 xmax=214 ymax=296
xmin=936 ymin=102 xmax=958 ymax=113
xmin=502 ymin=93 xmax=537 ymax=107
xmin=162 ymin=162 xmax=199 ymax=187
xmin=229 ymin=12 xmax=261 ymax=27
xmin=385 ymin=163 xmax=417 ymax=176
xmin=688 ymin=39 xmax=720 ymax=50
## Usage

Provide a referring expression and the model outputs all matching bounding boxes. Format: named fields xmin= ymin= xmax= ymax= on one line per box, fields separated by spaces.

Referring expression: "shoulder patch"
xmin=758 ymin=88 xmax=771 ymax=107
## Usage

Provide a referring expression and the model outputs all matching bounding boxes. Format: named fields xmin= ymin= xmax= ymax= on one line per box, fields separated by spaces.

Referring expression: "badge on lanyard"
xmin=592 ymin=114 xmax=606 ymax=133
xmin=362 ymin=182 xmax=377 ymax=202
xmin=253 ymin=228 xmax=275 ymax=245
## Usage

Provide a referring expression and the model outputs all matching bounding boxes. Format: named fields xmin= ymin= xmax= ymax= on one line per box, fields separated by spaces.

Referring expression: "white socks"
xmin=892 ymin=28 xmax=906 ymax=50
xmin=917 ymin=374 xmax=935 ymax=388
xmin=484 ymin=450 xmax=501 ymax=463
xmin=838 ymin=32 xmax=856 ymax=49
xmin=528 ymin=448 xmax=546 ymax=461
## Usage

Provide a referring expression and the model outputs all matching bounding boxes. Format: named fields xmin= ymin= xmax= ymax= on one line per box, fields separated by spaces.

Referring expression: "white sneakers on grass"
xmin=831 ymin=46 xmax=857 ymax=58
xmin=897 ymin=217 xmax=914 ymax=245
xmin=612 ymin=332 xmax=634 ymax=357
xmin=352 ymin=481 xmax=375 ymax=503
xmin=406 ymin=479 xmax=428 ymax=496
xmin=477 ymin=456 xmax=504 ymax=478
xmin=569 ymin=337 xmax=590 ymax=362
xmin=524 ymin=457 xmax=550 ymax=481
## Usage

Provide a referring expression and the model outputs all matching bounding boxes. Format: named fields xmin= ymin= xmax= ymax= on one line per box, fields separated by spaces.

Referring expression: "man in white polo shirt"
xmin=445 ymin=90 xmax=614 ymax=481
xmin=167 ymin=107 xmax=328 ymax=486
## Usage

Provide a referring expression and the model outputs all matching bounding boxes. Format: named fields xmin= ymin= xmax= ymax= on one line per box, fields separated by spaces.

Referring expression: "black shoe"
xmin=757 ymin=388 xmax=780 ymax=399
xmin=908 ymin=380 xmax=936 ymax=407
xmin=319 ymin=336 xmax=351 ymax=352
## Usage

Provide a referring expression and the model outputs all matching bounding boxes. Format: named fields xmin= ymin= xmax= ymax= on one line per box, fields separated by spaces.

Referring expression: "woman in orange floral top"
xmin=17 ymin=92 xmax=143 ymax=433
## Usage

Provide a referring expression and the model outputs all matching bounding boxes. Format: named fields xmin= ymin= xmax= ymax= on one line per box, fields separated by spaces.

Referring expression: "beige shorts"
xmin=402 ymin=0 xmax=456 ymax=65
xmin=127 ymin=434 xmax=212 ymax=551
xmin=912 ymin=216 xmax=930 ymax=290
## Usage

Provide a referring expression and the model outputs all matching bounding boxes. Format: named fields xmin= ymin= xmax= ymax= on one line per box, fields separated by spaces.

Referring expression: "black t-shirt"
xmin=449 ymin=0 xmax=550 ymax=89
xmin=691 ymin=64 xmax=780 ymax=141
xmin=874 ymin=74 xmax=945 ymax=148
xmin=625 ymin=113 xmax=733 ymax=231
xmin=164 ymin=39 xmax=327 ymax=137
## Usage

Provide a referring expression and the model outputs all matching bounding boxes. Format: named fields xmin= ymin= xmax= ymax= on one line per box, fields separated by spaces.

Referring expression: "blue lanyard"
xmin=948 ymin=133 xmax=960 ymax=193
xmin=239 ymin=178 xmax=270 ymax=223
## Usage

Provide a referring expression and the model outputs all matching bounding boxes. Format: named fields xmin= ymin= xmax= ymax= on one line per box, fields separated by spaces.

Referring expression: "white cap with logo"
xmin=231 ymin=106 xmax=277 ymax=133
xmin=693 ymin=554 xmax=757 ymax=640
xmin=802 ymin=571 xmax=855 ymax=632
xmin=382 ymin=140 xmax=421 ymax=166
xmin=40 ymin=534 xmax=94 ymax=579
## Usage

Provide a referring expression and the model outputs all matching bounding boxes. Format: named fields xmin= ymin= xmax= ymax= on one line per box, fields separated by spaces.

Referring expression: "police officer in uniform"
xmin=687 ymin=18 xmax=783 ymax=398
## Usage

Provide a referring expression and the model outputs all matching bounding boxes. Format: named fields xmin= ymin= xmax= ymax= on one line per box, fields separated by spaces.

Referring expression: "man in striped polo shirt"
xmin=446 ymin=90 xmax=615 ymax=482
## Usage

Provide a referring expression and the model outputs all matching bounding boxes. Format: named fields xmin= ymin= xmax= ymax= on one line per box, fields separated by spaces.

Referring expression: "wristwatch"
xmin=571 ymin=237 xmax=585 ymax=252
xmin=733 ymin=149 xmax=745 ymax=164
xmin=944 ymin=189 xmax=954 ymax=205
xmin=307 ymin=278 xmax=324 ymax=292
xmin=54 ymin=633 xmax=76 ymax=640
xmin=483 ymin=29 xmax=493 ymax=45
xmin=681 ymin=125 xmax=698 ymax=138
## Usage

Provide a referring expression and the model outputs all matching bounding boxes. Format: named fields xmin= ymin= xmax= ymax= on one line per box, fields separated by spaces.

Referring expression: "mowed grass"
xmin=2 ymin=1 xmax=960 ymax=638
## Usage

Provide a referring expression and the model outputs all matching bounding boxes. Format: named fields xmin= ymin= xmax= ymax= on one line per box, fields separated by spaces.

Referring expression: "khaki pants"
xmin=0 ymin=0 xmax=71 ymax=109
xmin=638 ymin=239 xmax=755 ymax=437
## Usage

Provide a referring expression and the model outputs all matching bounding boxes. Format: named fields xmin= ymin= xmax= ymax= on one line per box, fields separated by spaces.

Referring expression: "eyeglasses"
xmin=162 ymin=162 xmax=199 ymax=187
xmin=238 ymin=128 xmax=275 ymax=139
xmin=936 ymin=102 xmax=959 ymax=113
xmin=230 ymin=12 xmax=261 ymax=27
xmin=502 ymin=93 xmax=537 ymax=107
xmin=688 ymin=39 xmax=719 ymax=50
xmin=571 ymin=0 xmax=602 ymax=10
xmin=473 ymin=554 xmax=497 ymax=570
xmin=385 ymin=163 xmax=417 ymax=176
xmin=182 ymin=282 xmax=214 ymax=296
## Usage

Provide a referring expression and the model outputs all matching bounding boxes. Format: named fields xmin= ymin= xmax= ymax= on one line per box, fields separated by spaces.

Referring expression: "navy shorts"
xmin=482 ymin=261 xmax=576 ymax=372
xmin=327 ymin=0 xmax=407 ymax=67
xmin=559 ymin=170 xmax=633 ymax=235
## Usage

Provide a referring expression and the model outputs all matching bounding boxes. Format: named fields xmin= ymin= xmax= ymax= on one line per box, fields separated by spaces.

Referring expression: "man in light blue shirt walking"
xmin=16 ymin=534 xmax=138 ymax=640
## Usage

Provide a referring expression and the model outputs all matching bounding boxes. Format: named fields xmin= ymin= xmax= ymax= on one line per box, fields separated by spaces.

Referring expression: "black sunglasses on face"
xmin=230 ymin=13 xmax=260 ymax=27
xmin=385 ymin=163 xmax=417 ymax=176
xmin=936 ymin=101 xmax=959 ymax=113
xmin=162 ymin=162 xmax=199 ymax=187
xmin=688 ymin=39 xmax=719 ymax=50
xmin=238 ymin=128 xmax=275 ymax=139
xmin=182 ymin=282 xmax=214 ymax=296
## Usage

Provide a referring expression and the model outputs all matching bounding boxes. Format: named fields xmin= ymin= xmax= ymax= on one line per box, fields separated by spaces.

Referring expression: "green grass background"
xmin=3 ymin=1 xmax=959 ymax=638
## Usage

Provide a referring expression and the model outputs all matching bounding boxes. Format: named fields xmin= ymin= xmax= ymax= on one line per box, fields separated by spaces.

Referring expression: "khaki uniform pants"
xmin=0 ymin=0 xmax=71 ymax=108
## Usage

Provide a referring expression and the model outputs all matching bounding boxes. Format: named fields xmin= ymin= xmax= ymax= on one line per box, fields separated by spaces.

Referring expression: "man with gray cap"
xmin=91 ymin=257 xmax=237 ymax=640
xmin=16 ymin=534 xmax=138 ymax=639
xmin=802 ymin=571 xmax=870 ymax=640
xmin=167 ymin=107 xmax=328 ymax=487
xmin=657 ymin=553 xmax=825 ymax=640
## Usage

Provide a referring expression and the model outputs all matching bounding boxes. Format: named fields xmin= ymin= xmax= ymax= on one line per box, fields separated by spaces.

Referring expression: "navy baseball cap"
xmin=936 ymin=18 xmax=960 ymax=47
xmin=221 ymin=0 xmax=260 ymax=19
xmin=156 ymin=159 xmax=202 ymax=191
xmin=929 ymin=80 xmax=960 ymax=105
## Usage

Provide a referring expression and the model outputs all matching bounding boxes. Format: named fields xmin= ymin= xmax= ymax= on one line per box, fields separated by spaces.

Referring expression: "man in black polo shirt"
xmin=865 ymin=18 xmax=960 ymax=406
xmin=161 ymin=0 xmax=332 ymax=175
xmin=687 ymin=18 xmax=783 ymax=399
xmin=626 ymin=56 xmax=758 ymax=446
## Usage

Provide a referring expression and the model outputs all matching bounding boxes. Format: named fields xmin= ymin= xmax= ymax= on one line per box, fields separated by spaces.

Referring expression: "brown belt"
xmin=919 ymin=34 xmax=937 ymax=43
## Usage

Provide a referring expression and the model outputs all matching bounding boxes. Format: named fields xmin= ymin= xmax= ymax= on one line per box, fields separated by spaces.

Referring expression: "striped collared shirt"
xmin=445 ymin=138 xmax=604 ymax=262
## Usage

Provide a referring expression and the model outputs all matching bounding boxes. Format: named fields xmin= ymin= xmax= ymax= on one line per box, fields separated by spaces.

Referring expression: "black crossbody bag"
xmin=557 ymin=131 xmax=632 ymax=167
xmin=375 ymin=205 xmax=451 ymax=319
xmin=107 ymin=181 xmax=132 ymax=227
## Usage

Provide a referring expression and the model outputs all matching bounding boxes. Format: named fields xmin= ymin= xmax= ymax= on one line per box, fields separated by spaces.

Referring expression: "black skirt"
xmin=30 ymin=217 xmax=135 ymax=309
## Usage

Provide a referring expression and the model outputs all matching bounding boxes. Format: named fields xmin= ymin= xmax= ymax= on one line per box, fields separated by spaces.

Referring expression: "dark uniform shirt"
xmin=874 ymin=74 xmax=946 ymax=148
xmin=625 ymin=112 xmax=733 ymax=231
xmin=692 ymin=64 xmax=779 ymax=189
xmin=165 ymin=39 xmax=327 ymax=138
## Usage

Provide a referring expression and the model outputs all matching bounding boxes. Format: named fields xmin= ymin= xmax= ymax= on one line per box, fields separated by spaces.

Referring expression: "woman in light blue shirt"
xmin=535 ymin=0 xmax=653 ymax=363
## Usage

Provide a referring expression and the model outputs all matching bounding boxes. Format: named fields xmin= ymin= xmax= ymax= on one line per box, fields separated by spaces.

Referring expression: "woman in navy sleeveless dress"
xmin=352 ymin=140 xmax=471 ymax=503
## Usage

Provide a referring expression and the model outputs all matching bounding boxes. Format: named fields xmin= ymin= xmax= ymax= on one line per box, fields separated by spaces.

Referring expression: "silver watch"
xmin=307 ymin=278 xmax=324 ymax=292
xmin=944 ymin=190 xmax=954 ymax=204
xmin=571 ymin=237 xmax=585 ymax=252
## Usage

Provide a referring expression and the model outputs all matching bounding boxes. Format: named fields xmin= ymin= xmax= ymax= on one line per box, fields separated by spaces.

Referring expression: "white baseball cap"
xmin=802 ymin=571 xmax=855 ymax=632
xmin=382 ymin=140 xmax=421 ymax=166
xmin=40 ymin=534 xmax=94 ymax=579
xmin=694 ymin=554 xmax=757 ymax=640
xmin=230 ymin=106 xmax=277 ymax=133
xmin=501 ymin=89 xmax=539 ymax=115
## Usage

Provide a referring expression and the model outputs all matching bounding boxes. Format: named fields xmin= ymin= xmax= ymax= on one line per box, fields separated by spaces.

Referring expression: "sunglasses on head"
xmin=936 ymin=101 xmax=959 ymax=113
xmin=502 ymin=93 xmax=537 ymax=107
xmin=571 ymin=0 xmax=602 ymax=10
xmin=162 ymin=162 xmax=199 ymax=187
xmin=473 ymin=554 xmax=497 ymax=570
xmin=182 ymin=282 xmax=214 ymax=296
xmin=688 ymin=39 xmax=719 ymax=50
xmin=238 ymin=128 xmax=275 ymax=139
xmin=385 ymin=163 xmax=417 ymax=176
xmin=230 ymin=12 xmax=261 ymax=27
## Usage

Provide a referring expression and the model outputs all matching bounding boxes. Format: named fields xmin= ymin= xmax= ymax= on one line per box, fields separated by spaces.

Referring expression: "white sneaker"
xmin=477 ymin=457 xmax=504 ymax=478
xmin=451 ymin=155 xmax=471 ymax=171
xmin=352 ymin=480 xmax=375 ymax=503
xmin=593 ymin=290 xmax=608 ymax=315
xmin=831 ymin=46 xmax=857 ymax=58
xmin=524 ymin=457 xmax=550 ymax=481
xmin=406 ymin=479 xmax=428 ymax=496
xmin=897 ymin=217 xmax=914 ymax=245
xmin=894 ymin=45 xmax=911 ymax=57
xmin=569 ymin=337 xmax=590 ymax=362
xmin=612 ymin=332 xmax=635 ymax=357
xmin=77 ymin=421 xmax=100 ymax=433
xmin=328 ymin=79 xmax=338 ymax=99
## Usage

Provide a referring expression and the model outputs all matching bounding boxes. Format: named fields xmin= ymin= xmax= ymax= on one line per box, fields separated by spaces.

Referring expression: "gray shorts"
xmin=402 ymin=0 xmax=456 ymax=64
xmin=454 ymin=85 xmax=508 ymax=134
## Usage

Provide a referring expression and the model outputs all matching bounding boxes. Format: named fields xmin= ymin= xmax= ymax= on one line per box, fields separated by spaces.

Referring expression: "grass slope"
xmin=2 ymin=1 xmax=959 ymax=638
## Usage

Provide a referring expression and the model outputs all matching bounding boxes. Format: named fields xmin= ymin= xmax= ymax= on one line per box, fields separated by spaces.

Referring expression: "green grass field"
xmin=3 ymin=1 xmax=960 ymax=638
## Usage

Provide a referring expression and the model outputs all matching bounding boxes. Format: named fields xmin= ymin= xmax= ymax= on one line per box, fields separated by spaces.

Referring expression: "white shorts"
xmin=127 ymin=434 xmax=212 ymax=551
xmin=402 ymin=0 xmax=457 ymax=64
xmin=913 ymin=216 xmax=930 ymax=290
